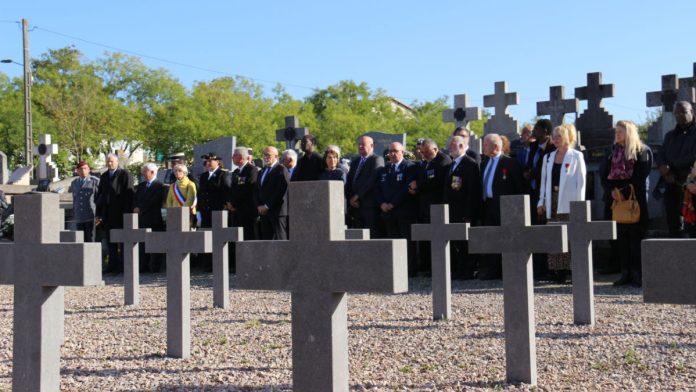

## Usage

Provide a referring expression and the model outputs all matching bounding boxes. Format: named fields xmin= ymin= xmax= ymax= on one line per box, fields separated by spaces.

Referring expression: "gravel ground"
xmin=0 ymin=273 xmax=694 ymax=391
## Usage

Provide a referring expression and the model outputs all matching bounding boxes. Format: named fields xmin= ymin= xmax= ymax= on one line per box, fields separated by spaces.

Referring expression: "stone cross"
xmin=575 ymin=72 xmax=614 ymax=131
xmin=236 ymin=181 xmax=408 ymax=391
xmin=564 ymin=201 xmax=616 ymax=325
xmin=111 ymin=214 xmax=151 ymax=306
xmin=0 ymin=193 xmax=101 ymax=392
xmin=411 ymin=204 xmax=469 ymax=320
xmin=207 ymin=210 xmax=243 ymax=309
xmin=483 ymin=81 xmax=520 ymax=140
xmin=468 ymin=195 xmax=567 ymax=385
xmin=678 ymin=62 xmax=696 ymax=91
xmin=536 ymin=86 xmax=580 ymax=128
xmin=646 ymin=74 xmax=696 ymax=113
xmin=442 ymin=93 xmax=483 ymax=129
xmin=275 ymin=115 xmax=309 ymax=151
xmin=145 ymin=208 xmax=212 ymax=358
xmin=32 ymin=133 xmax=59 ymax=181
xmin=642 ymin=239 xmax=696 ymax=305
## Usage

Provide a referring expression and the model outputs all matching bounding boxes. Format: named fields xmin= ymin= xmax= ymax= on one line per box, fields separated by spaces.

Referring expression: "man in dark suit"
xmin=524 ymin=119 xmax=556 ymax=278
xmin=133 ymin=163 xmax=167 ymax=272
xmin=409 ymin=139 xmax=452 ymax=275
xmin=228 ymin=147 xmax=259 ymax=241
xmin=291 ymin=134 xmax=324 ymax=181
xmin=443 ymin=136 xmax=482 ymax=279
xmin=197 ymin=153 xmax=231 ymax=228
xmin=376 ymin=142 xmax=418 ymax=276
xmin=479 ymin=133 xmax=525 ymax=279
xmin=255 ymin=146 xmax=289 ymax=240
xmin=96 ymin=153 xmax=135 ymax=274
xmin=453 ymin=126 xmax=482 ymax=166
xmin=346 ymin=135 xmax=385 ymax=238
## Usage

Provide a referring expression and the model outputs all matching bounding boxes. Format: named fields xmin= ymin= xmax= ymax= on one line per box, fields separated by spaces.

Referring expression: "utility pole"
xmin=22 ymin=18 xmax=33 ymax=170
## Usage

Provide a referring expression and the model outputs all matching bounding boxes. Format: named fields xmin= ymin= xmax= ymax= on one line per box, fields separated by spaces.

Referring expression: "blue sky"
xmin=1 ymin=1 xmax=694 ymax=127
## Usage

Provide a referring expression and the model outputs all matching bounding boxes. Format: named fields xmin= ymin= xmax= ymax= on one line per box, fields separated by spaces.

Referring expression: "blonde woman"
xmin=600 ymin=120 xmax=652 ymax=287
xmin=537 ymin=124 xmax=587 ymax=282
xmin=165 ymin=164 xmax=198 ymax=222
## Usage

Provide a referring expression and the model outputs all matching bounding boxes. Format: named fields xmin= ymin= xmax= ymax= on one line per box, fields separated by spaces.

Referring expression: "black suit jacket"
xmin=375 ymin=160 xmax=418 ymax=219
xmin=133 ymin=180 xmax=166 ymax=229
xmin=198 ymin=168 xmax=231 ymax=213
xmin=525 ymin=140 xmax=556 ymax=197
xmin=481 ymin=155 xmax=525 ymax=225
xmin=465 ymin=149 xmax=481 ymax=166
xmin=345 ymin=153 xmax=385 ymax=207
xmin=255 ymin=163 xmax=289 ymax=217
xmin=291 ymin=152 xmax=325 ymax=182
xmin=443 ymin=156 xmax=482 ymax=224
xmin=416 ymin=151 xmax=452 ymax=220
xmin=229 ymin=163 xmax=259 ymax=224
xmin=96 ymin=168 xmax=134 ymax=230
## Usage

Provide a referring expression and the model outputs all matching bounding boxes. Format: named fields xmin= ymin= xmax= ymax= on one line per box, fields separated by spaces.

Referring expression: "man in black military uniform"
xmin=228 ymin=147 xmax=259 ymax=241
xmin=197 ymin=153 xmax=231 ymax=229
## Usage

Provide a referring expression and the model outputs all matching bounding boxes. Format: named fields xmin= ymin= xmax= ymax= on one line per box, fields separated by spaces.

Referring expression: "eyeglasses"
xmin=388 ymin=149 xmax=402 ymax=153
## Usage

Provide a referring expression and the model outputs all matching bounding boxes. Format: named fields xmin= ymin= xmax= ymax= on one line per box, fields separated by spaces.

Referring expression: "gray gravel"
xmin=0 ymin=274 xmax=695 ymax=391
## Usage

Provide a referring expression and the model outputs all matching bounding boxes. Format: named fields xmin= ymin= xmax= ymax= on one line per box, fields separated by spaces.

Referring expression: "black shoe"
xmin=630 ymin=280 xmax=642 ymax=288
xmin=613 ymin=275 xmax=631 ymax=286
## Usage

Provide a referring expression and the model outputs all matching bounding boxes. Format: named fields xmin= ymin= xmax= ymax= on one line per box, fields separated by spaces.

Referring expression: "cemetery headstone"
xmin=236 ymin=181 xmax=408 ymax=391
xmin=8 ymin=165 xmax=32 ymax=185
xmin=574 ymin=72 xmax=615 ymax=160
xmin=564 ymin=201 xmax=616 ymax=325
xmin=646 ymin=74 xmax=696 ymax=146
xmin=0 ymin=193 xmax=101 ymax=392
xmin=442 ymin=93 xmax=483 ymax=129
xmin=192 ymin=136 xmax=236 ymax=177
xmin=483 ymin=81 xmax=520 ymax=141
xmin=411 ymin=204 xmax=469 ymax=320
xmin=111 ymin=214 xmax=151 ymax=306
xmin=206 ymin=210 xmax=243 ymax=309
xmin=0 ymin=151 xmax=7 ymax=185
xmin=468 ymin=195 xmax=567 ymax=385
xmin=145 ymin=207 xmax=212 ymax=358
xmin=33 ymin=133 xmax=59 ymax=181
xmin=359 ymin=131 xmax=407 ymax=159
xmin=536 ymin=85 xmax=579 ymax=128
xmin=275 ymin=115 xmax=309 ymax=151
xmin=642 ymin=239 xmax=696 ymax=305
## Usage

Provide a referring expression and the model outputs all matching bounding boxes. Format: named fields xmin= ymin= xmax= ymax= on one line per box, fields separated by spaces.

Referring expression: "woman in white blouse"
xmin=537 ymin=123 xmax=587 ymax=282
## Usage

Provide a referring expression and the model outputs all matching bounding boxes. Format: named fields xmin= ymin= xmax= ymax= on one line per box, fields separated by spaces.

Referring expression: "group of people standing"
xmin=69 ymin=102 xmax=696 ymax=285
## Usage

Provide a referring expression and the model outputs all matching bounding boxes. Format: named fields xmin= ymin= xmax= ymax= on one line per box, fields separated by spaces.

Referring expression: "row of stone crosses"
xmin=2 ymin=178 xmax=692 ymax=391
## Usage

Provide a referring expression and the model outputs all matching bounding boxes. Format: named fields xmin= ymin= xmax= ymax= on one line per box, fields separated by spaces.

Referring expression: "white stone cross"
xmin=275 ymin=115 xmax=309 ymax=151
xmin=536 ymin=85 xmax=579 ymax=128
xmin=145 ymin=207 xmax=212 ymax=358
xmin=468 ymin=195 xmax=567 ymax=385
xmin=111 ymin=214 xmax=151 ymax=306
xmin=411 ymin=204 xmax=469 ymax=320
xmin=0 ymin=193 xmax=101 ymax=392
xmin=483 ymin=81 xmax=520 ymax=140
xmin=442 ymin=93 xmax=482 ymax=129
xmin=32 ymin=133 xmax=59 ymax=181
xmin=236 ymin=181 xmax=408 ymax=391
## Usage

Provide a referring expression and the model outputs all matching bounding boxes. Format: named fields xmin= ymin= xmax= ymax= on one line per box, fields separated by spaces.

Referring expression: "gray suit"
xmin=345 ymin=153 xmax=385 ymax=237
xmin=69 ymin=175 xmax=100 ymax=241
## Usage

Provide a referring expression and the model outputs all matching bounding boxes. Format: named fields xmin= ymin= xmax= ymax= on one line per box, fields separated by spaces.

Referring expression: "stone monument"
xmin=574 ymin=72 xmax=615 ymax=160
xmin=646 ymin=74 xmax=696 ymax=146
xmin=8 ymin=165 xmax=32 ymax=185
xmin=536 ymin=85 xmax=579 ymax=128
xmin=206 ymin=210 xmax=243 ymax=309
xmin=0 ymin=151 xmax=8 ymax=184
xmin=33 ymin=133 xmax=59 ymax=181
xmin=145 ymin=207 xmax=212 ymax=358
xmin=359 ymin=131 xmax=407 ymax=158
xmin=111 ymin=214 xmax=151 ymax=306
xmin=468 ymin=195 xmax=567 ymax=385
xmin=442 ymin=93 xmax=483 ymax=154
xmin=411 ymin=204 xmax=469 ymax=320
xmin=642 ymin=239 xmax=696 ymax=305
xmin=236 ymin=181 xmax=408 ymax=391
xmin=483 ymin=81 xmax=520 ymax=141
xmin=276 ymin=115 xmax=309 ymax=151
xmin=192 ymin=136 xmax=236 ymax=177
xmin=0 ymin=193 xmax=101 ymax=392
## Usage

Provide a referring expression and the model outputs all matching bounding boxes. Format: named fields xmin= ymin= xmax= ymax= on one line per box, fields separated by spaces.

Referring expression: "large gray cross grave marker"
xmin=411 ymin=204 xmax=469 ymax=320
xmin=565 ymin=201 xmax=616 ymax=325
xmin=0 ymin=193 xmax=101 ymax=392
xmin=145 ymin=207 xmax=212 ymax=358
xmin=468 ymin=195 xmax=567 ymax=385
xmin=442 ymin=93 xmax=482 ymax=129
xmin=111 ymin=213 xmax=151 ymax=306
xmin=206 ymin=210 xmax=243 ymax=309
xmin=483 ymin=81 xmax=520 ymax=140
xmin=275 ymin=115 xmax=309 ymax=151
xmin=236 ymin=181 xmax=408 ymax=391
xmin=536 ymin=85 xmax=579 ymax=128
xmin=642 ymin=239 xmax=696 ymax=305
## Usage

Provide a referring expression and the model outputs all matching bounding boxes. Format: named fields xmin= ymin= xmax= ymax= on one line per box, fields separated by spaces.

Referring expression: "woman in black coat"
xmin=600 ymin=120 xmax=653 ymax=287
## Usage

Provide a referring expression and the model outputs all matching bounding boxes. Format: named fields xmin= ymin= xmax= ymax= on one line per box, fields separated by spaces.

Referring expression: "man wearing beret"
xmin=69 ymin=160 xmax=100 ymax=242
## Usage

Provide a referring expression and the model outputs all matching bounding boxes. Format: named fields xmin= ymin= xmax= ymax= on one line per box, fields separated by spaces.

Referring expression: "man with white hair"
xmin=96 ymin=153 xmax=134 ymax=274
xmin=228 ymin=147 xmax=259 ymax=241
xmin=281 ymin=149 xmax=298 ymax=179
xmin=478 ymin=133 xmax=525 ymax=279
xmin=133 ymin=162 xmax=167 ymax=272
xmin=255 ymin=146 xmax=289 ymax=240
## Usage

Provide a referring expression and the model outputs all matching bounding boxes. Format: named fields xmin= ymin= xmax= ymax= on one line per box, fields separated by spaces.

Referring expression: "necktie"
xmin=354 ymin=157 xmax=367 ymax=178
xmin=260 ymin=167 xmax=270 ymax=185
xmin=146 ymin=182 xmax=151 ymax=189
xmin=483 ymin=160 xmax=494 ymax=200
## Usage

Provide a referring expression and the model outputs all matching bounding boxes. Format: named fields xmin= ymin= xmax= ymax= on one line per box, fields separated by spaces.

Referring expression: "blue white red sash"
xmin=171 ymin=183 xmax=197 ymax=208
